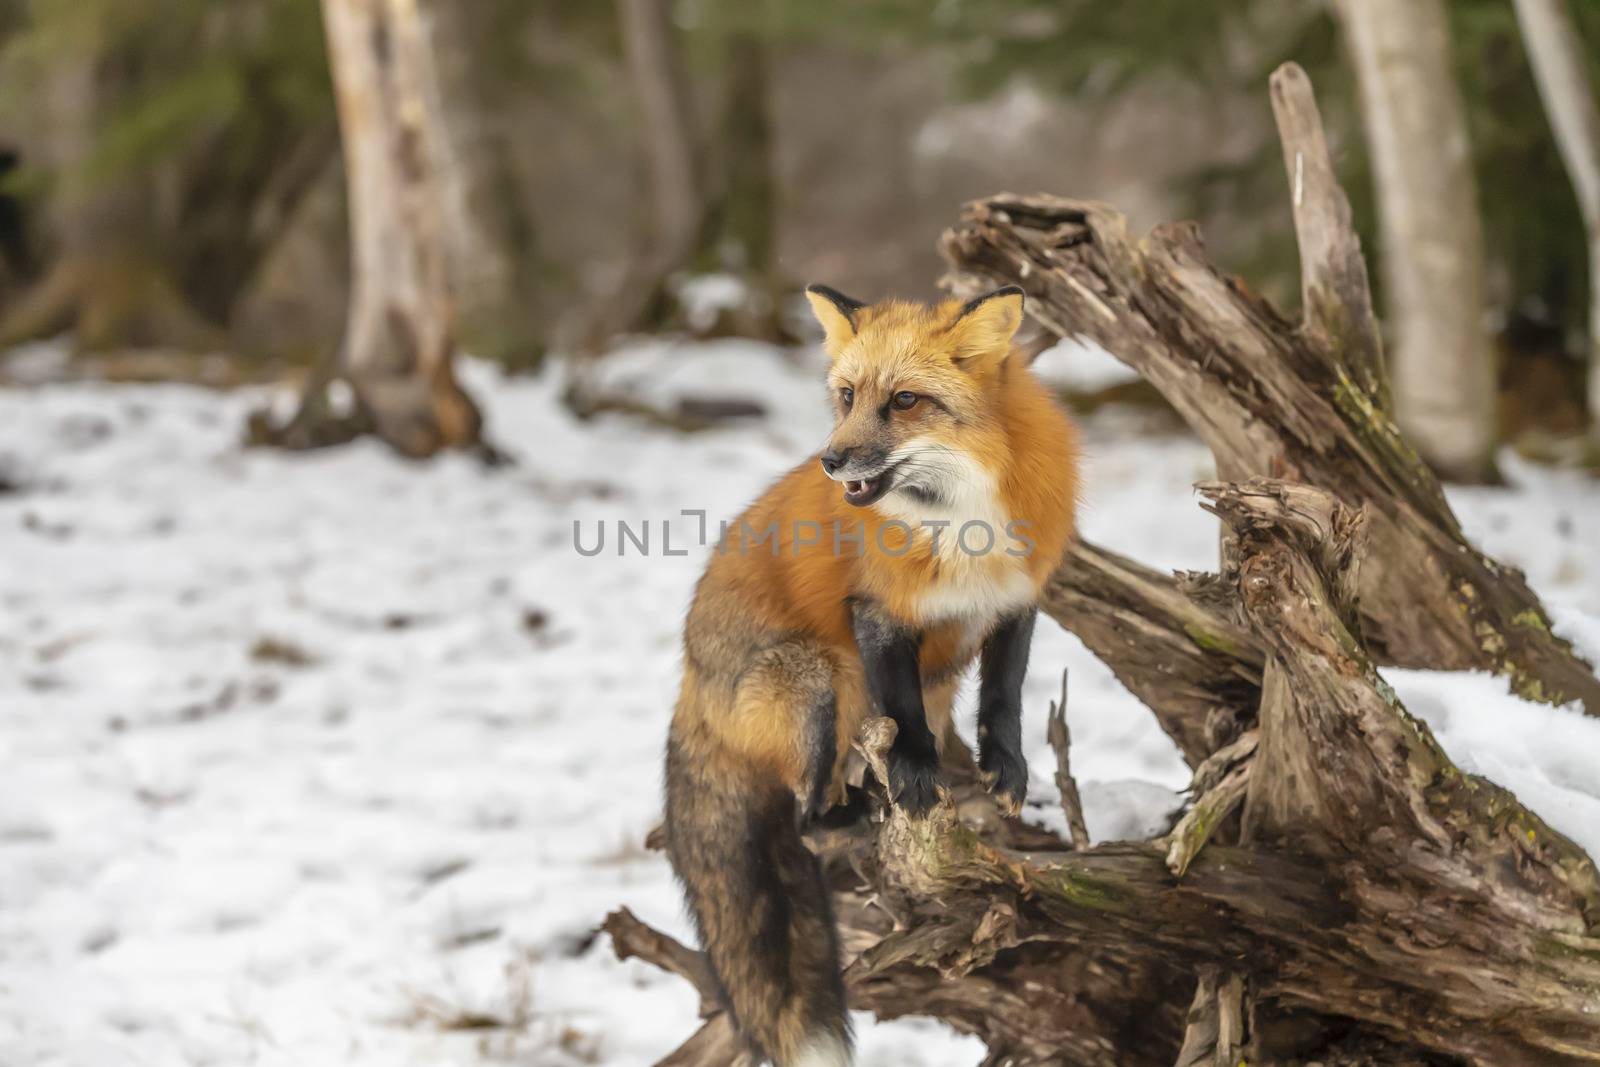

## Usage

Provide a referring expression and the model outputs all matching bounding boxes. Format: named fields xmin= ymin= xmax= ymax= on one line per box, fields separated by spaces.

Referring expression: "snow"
xmin=669 ymin=274 xmax=757 ymax=334
xmin=1031 ymin=335 xmax=1143 ymax=394
xmin=2 ymin=337 xmax=1599 ymax=1065
xmin=1384 ymin=669 xmax=1600 ymax=859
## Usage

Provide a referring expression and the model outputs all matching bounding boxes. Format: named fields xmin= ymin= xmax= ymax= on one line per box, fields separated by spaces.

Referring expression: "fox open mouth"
xmin=842 ymin=472 xmax=892 ymax=507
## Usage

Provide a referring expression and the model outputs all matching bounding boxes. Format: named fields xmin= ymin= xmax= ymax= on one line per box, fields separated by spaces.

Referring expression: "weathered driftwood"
xmin=1042 ymin=539 xmax=1262 ymax=765
xmin=942 ymin=63 xmax=1600 ymax=715
xmin=614 ymin=481 xmax=1600 ymax=1066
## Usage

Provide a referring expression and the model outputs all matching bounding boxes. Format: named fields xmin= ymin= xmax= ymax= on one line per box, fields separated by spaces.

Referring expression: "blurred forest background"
xmin=0 ymin=0 xmax=1598 ymax=476
xmin=9 ymin=5 xmax=1600 ymax=1062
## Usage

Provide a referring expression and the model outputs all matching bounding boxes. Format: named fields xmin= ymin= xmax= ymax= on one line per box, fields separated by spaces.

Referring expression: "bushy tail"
xmin=665 ymin=731 xmax=851 ymax=1066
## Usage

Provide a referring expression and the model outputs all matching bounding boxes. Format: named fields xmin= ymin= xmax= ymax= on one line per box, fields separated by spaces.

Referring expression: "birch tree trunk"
xmin=317 ymin=0 xmax=482 ymax=457
xmin=1335 ymin=0 xmax=1497 ymax=481
xmin=1512 ymin=0 xmax=1600 ymax=441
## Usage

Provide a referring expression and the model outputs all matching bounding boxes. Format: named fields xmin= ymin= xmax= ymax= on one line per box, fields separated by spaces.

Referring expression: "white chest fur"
xmin=875 ymin=441 xmax=1039 ymax=625
xmin=913 ymin=556 xmax=1037 ymax=625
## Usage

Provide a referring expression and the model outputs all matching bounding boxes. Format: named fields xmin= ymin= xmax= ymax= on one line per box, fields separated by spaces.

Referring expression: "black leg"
xmin=977 ymin=608 xmax=1036 ymax=814
xmin=801 ymin=783 xmax=874 ymax=832
xmin=849 ymin=599 xmax=942 ymax=814
xmin=800 ymin=691 xmax=837 ymax=821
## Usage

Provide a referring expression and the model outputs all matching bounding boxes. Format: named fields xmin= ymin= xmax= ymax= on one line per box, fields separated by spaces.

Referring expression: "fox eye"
xmin=840 ymin=387 xmax=854 ymax=409
xmin=892 ymin=391 xmax=919 ymax=411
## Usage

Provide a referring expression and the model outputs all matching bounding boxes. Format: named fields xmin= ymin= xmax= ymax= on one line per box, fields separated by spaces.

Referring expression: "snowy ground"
xmin=3 ymin=338 xmax=1600 ymax=1066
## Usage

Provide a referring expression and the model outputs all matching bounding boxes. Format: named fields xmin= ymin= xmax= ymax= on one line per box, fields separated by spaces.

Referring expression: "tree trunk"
xmin=427 ymin=0 xmax=545 ymax=368
xmin=941 ymin=64 xmax=1600 ymax=716
xmin=701 ymin=34 xmax=775 ymax=279
xmin=1334 ymin=0 xmax=1497 ymax=482
xmin=581 ymin=0 xmax=706 ymax=349
xmin=0 ymin=45 xmax=224 ymax=353
xmin=593 ymin=6 xmax=790 ymax=349
xmin=313 ymin=0 xmax=482 ymax=458
xmin=617 ymin=0 xmax=703 ymax=273
xmin=616 ymin=481 xmax=1600 ymax=1067
xmin=1511 ymin=0 xmax=1600 ymax=442
xmin=689 ymin=33 xmax=791 ymax=342
xmin=610 ymin=63 xmax=1600 ymax=1065
xmin=1041 ymin=540 xmax=1261 ymax=767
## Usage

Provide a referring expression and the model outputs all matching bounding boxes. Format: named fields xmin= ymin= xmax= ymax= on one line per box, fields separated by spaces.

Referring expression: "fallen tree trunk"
xmin=608 ymin=62 xmax=1600 ymax=1066
xmin=1043 ymin=538 xmax=1261 ymax=766
xmin=942 ymin=63 xmax=1600 ymax=716
xmin=614 ymin=481 xmax=1600 ymax=1065
xmin=1335 ymin=0 xmax=1498 ymax=482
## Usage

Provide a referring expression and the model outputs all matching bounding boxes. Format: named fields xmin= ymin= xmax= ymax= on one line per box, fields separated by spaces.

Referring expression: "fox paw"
xmin=978 ymin=745 xmax=1028 ymax=817
xmin=888 ymin=747 xmax=946 ymax=816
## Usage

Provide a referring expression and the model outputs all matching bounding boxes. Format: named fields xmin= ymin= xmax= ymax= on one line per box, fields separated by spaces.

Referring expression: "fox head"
xmin=803 ymin=284 xmax=1026 ymax=509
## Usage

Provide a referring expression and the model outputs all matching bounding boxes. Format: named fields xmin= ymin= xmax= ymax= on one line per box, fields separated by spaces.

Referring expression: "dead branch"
xmin=617 ymin=481 xmax=1600 ymax=1065
xmin=613 ymin=62 xmax=1600 ymax=1067
xmin=1044 ymin=668 xmax=1090 ymax=850
xmin=602 ymin=909 xmax=719 ymax=1018
xmin=943 ymin=64 xmax=1600 ymax=716
xmin=1041 ymin=538 xmax=1263 ymax=765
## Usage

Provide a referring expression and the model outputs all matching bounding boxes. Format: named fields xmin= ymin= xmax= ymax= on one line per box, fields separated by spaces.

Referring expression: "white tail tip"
xmin=791 ymin=1033 xmax=852 ymax=1067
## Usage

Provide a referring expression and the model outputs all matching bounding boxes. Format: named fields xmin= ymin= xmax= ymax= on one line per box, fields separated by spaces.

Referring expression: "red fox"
xmin=664 ymin=284 xmax=1079 ymax=1065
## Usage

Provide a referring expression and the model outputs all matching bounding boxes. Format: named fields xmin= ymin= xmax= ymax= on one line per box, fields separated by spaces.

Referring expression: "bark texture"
xmin=1040 ymin=539 xmax=1261 ymax=766
xmin=616 ymin=481 xmax=1600 ymax=1067
xmin=1512 ymin=0 xmax=1600 ymax=438
xmin=942 ymin=63 xmax=1600 ymax=717
xmin=1334 ymin=0 xmax=1497 ymax=481
xmin=311 ymin=0 xmax=483 ymax=457
xmin=609 ymin=63 xmax=1600 ymax=1067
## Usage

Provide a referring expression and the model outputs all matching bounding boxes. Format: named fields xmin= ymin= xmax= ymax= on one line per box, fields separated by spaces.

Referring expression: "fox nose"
xmin=820 ymin=448 xmax=852 ymax=476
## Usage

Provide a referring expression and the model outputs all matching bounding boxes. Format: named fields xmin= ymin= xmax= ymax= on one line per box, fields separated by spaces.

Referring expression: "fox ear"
xmin=946 ymin=286 xmax=1024 ymax=374
xmin=805 ymin=284 xmax=866 ymax=358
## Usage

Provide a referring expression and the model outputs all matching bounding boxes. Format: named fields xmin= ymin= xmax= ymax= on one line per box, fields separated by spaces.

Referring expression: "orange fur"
xmin=684 ymin=293 xmax=1078 ymax=790
xmin=665 ymin=288 xmax=1078 ymax=1066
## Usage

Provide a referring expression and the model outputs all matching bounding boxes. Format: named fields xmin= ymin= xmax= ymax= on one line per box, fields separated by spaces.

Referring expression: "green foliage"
xmin=1 ymin=0 xmax=333 ymax=187
xmin=98 ymin=2 xmax=333 ymax=185
xmin=944 ymin=0 xmax=1243 ymax=100
xmin=471 ymin=0 xmax=623 ymax=107
xmin=3 ymin=0 xmax=1597 ymax=357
